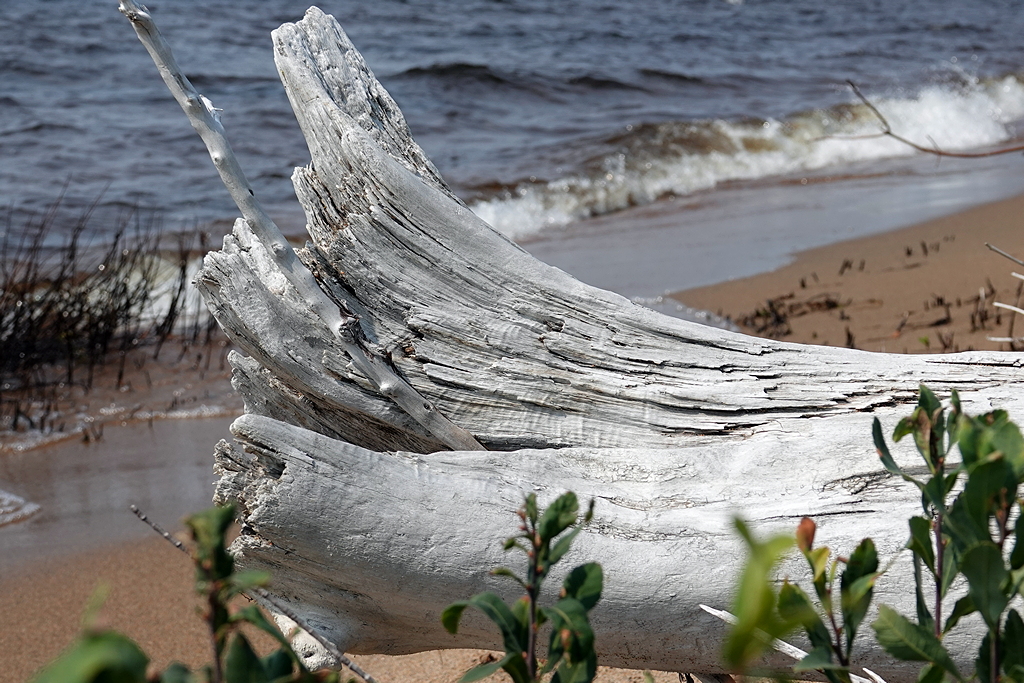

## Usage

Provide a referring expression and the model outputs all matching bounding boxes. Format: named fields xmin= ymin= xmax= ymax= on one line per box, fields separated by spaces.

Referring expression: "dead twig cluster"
xmin=0 ymin=195 xmax=226 ymax=436
xmin=739 ymin=292 xmax=845 ymax=339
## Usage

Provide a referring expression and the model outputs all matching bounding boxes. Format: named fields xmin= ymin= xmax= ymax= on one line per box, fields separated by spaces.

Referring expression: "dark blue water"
xmin=3 ymin=0 xmax=1024 ymax=243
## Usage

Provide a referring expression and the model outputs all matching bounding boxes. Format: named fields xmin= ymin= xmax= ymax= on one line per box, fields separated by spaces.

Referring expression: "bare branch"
xmin=847 ymin=80 xmax=1024 ymax=159
xmin=117 ymin=0 xmax=483 ymax=451
xmin=130 ymin=505 xmax=380 ymax=683
xmin=985 ymin=243 xmax=1024 ymax=268
xmin=994 ymin=302 xmax=1024 ymax=317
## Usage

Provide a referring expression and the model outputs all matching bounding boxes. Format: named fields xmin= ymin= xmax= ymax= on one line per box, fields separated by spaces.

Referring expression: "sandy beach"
xmin=3 ymin=191 xmax=1024 ymax=681
xmin=675 ymin=192 xmax=1024 ymax=354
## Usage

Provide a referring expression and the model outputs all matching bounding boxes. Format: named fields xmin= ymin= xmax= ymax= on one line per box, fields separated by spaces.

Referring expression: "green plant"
xmin=725 ymin=385 xmax=1024 ymax=683
xmin=32 ymin=505 xmax=347 ymax=683
xmin=442 ymin=491 xmax=602 ymax=683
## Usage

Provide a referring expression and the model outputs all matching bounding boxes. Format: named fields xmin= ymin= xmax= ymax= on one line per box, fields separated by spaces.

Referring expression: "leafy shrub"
xmin=726 ymin=385 xmax=1024 ymax=683
xmin=442 ymin=491 xmax=602 ymax=683
xmin=32 ymin=505 xmax=345 ymax=683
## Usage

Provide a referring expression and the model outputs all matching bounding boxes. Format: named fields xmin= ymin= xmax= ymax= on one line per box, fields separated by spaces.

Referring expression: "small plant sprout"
xmin=442 ymin=491 xmax=602 ymax=683
xmin=32 ymin=505 xmax=372 ymax=683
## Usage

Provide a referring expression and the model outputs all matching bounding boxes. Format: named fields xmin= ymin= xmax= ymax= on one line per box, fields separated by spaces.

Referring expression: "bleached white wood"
xmin=123 ymin=5 xmax=1024 ymax=679
xmin=118 ymin=0 xmax=482 ymax=452
xmin=215 ymin=396 xmax=1013 ymax=678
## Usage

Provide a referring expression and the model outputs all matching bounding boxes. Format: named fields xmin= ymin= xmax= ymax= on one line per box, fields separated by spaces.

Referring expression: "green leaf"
xmin=31 ymin=630 xmax=149 ymax=683
xmin=551 ymin=652 xmax=598 ymax=683
xmin=523 ymin=493 xmax=538 ymax=525
xmin=458 ymin=656 xmax=508 ymax=683
xmin=960 ymin=542 xmax=1010 ymax=629
xmin=185 ymin=505 xmax=236 ymax=583
xmin=917 ymin=663 xmax=946 ymax=683
xmin=260 ymin=650 xmax=292 ymax=680
xmin=227 ymin=570 xmax=271 ymax=596
xmin=805 ymin=546 xmax=832 ymax=609
xmin=562 ymin=562 xmax=603 ymax=611
xmin=224 ymin=633 xmax=269 ymax=683
xmin=778 ymin=582 xmax=831 ymax=650
xmin=491 ymin=567 xmax=527 ymax=589
xmin=792 ymin=646 xmax=847 ymax=672
xmin=441 ymin=602 xmax=470 ymax=635
xmin=944 ymin=460 xmax=1017 ymax=551
xmin=940 ymin=541 xmax=960 ymax=598
xmin=545 ymin=597 xmax=595 ymax=661
xmin=894 ymin=414 xmax=920 ymax=444
xmin=500 ymin=652 xmax=532 ymax=683
xmin=723 ymin=518 xmax=796 ymax=669
xmin=228 ymin=605 xmax=294 ymax=662
xmin=1003 ymin=610 xmax=1024 ymax=676
xmin=946 ymin=390 xmax=962 ymax=449
xmin=874 ymin=418 xmax=904 ymax=476
xmin=871 ymin=605 xmax=962 ymax=681
xmin=943 ymin=595 xmax=975 ymax=634
xmin=1012 ymin=506 xmax=1024 ymax=570
xmin=908 ymin=516 xmax=936 ymax=575
xmin=539 ymin=492 xmax=580 ymax=544
xmin=987 ymin=412 xmax=1024 ymax=474
xmin=918 ymin=385 xmax=942 ymax=418
xmin=921 ymin=474 xmax=950 ymax=516
xmin=467 ymin=593 xmax=527 ymax=653
xmin=549 ymin=527 xmax=582 ymax=567
xmin=841 ymin=538 xmax=879 ymax=653
xmin=912 ymin=555 xmax=934 ymax=635
xmin=159 ymin=663 xmax=193 ymax=683
xmin=976 ymin=631 xmax=998 ymax=683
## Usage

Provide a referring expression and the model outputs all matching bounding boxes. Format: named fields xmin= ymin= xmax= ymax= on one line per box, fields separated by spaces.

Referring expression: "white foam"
xmin=0 ymin=488 xmax=40 ymax=527
xmin=471 ymin=75 xmax=1024 ymax=240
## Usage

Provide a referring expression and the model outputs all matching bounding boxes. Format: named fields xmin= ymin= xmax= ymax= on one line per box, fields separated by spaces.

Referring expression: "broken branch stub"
xmin=118 ymin=0 xmax=482 ymax=452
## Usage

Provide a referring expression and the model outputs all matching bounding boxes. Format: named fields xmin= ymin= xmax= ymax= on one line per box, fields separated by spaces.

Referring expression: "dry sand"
xmin=675 ymin=193 xmax=1024 ymax=354
xmin=0 ymin=535 xmax=678 ymax=683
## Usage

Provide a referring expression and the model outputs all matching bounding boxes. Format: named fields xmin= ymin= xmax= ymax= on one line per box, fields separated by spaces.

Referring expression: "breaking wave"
xmin=469 ymin=74 xmax=1024 ymax=240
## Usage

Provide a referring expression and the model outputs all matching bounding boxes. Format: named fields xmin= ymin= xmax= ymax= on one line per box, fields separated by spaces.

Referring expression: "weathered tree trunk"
xmin=187 ymin=7 xmax=1024 ymax=678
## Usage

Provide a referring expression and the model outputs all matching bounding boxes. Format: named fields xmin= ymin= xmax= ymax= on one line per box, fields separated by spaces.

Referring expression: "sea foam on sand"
xmin=0 ymin=488 xmax=40 ymax=528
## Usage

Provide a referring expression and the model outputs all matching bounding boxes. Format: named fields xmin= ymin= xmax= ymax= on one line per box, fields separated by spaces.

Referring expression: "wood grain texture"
xmin=189 ymin=7 xmax=1024 ymax=677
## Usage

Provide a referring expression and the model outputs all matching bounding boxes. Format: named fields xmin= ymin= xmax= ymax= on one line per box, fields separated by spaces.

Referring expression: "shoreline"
xmin=673 ymin=191 xmax=1024 ymax=354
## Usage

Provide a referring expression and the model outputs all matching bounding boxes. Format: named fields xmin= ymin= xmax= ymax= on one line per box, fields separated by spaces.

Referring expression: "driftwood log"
xmin=130 ymin=5 xmax=1024 ymax=678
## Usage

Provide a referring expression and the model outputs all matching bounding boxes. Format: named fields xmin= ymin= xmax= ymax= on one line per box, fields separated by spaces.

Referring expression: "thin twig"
xmin=994 ymin=302 xmax=1024 ymax=317
xmin=117 ymin=0 xmax=483 ymax=452
xmin=847 ymin=81 xmax=1024 ymax=159
xmin=698 ymin=604 xmax=886 ymax=683
xmin=130 ymin=505 xmax=379 ymax=683
xmin=986 ymin=243 xmax=1024 ymax=268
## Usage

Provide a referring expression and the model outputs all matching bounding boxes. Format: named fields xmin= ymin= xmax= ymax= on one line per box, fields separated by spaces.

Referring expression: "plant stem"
xmin=208 ymin=581 xmax=224 ymax=683
xmin=526 ymin=530 xmax=539 ymax=681
xmin=933 ymin=512 xmax=944 ymax=638
xmin=991 ymin=626 xmax=998 ymax=683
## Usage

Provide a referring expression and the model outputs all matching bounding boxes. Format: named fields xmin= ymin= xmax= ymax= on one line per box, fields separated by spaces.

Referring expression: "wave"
xmin=469 ymin=74 xmax=1024 ymax=240
xmin=394 ymin=62 xmax=520 ymax=88
xmin=394 ymin=62 xmax=658 ymax=95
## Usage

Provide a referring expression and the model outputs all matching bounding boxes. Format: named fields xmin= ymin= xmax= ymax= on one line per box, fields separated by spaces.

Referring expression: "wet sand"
xmin=0 ymin=417 xmax=237 ymax=571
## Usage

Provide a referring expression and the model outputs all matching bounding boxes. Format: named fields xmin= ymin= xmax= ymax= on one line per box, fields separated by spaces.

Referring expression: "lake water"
xmin=4 ymin=0 xmax=1024 ymax=297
